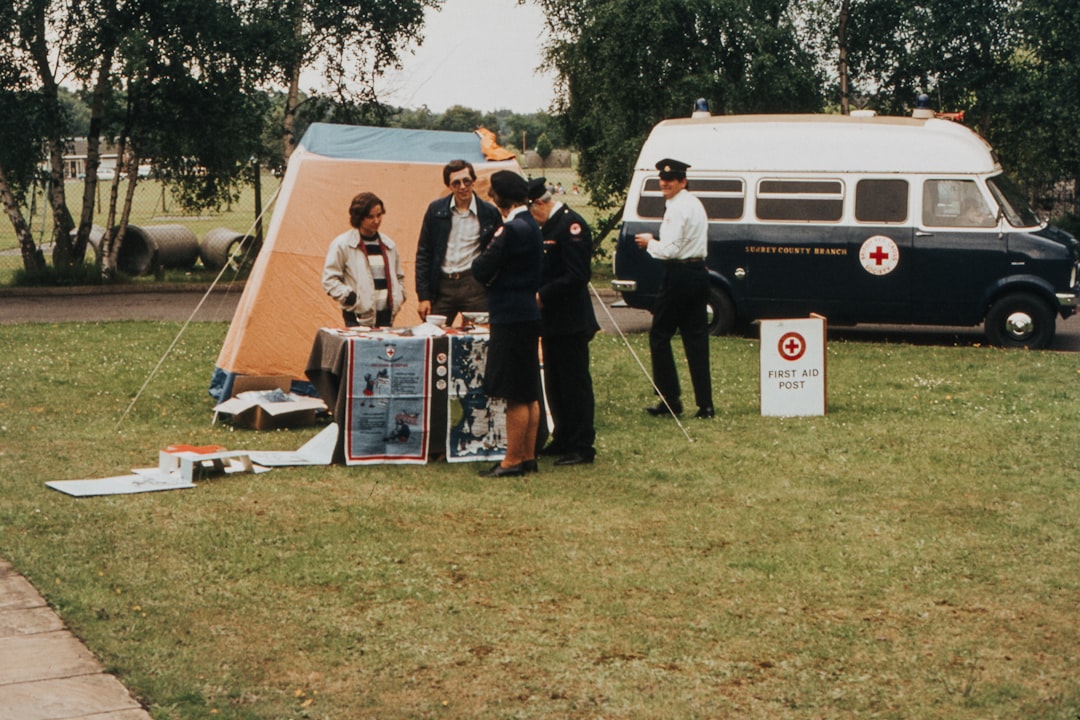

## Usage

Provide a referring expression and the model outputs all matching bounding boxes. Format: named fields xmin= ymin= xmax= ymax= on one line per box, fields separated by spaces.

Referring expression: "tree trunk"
xmin=253 ymin=160 xmax=264 ymax=246
xmin=74 ymin=52 xmax=115 ymax=265
xmin=282 ymin=15 xmax=305 ymax=163
xmin=98 ymin=134 xmax=129 ymax=280
xmin=839 ymin=0 xmax=850 ymax=115
xmin=283 ymin=61 xmax=301 ymax=163
xmin=25 ymin=6 xmax=75 ymax=268
xmin=0 ymin=165 xmax=47 ymax=274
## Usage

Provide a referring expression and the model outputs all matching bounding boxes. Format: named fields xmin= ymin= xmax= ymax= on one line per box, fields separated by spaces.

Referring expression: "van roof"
xmin=635 ymin=114 xmax=1000 ymax=175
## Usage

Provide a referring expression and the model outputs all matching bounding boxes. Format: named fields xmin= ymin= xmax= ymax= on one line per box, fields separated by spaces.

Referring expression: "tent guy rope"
xmin=587 ymin=282 xmax=695 ymax=443
xmin=115 ymin=185 xmax=282 ymax=430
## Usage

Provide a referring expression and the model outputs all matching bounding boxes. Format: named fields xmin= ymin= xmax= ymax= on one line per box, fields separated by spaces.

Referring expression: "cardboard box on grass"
xmin=213 ymin=375 xmax=326 ymax=430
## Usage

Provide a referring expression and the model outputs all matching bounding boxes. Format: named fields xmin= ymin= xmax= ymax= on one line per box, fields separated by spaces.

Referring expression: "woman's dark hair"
xmin=348 ymin=192 xmax=384 ymax=229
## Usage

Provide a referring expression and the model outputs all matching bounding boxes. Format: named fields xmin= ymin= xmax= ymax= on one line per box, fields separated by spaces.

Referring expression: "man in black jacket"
xmin=415 ymin=159 xmax=503 ymax=325
xmin=528 ymin=177 xmax=599 ymax=465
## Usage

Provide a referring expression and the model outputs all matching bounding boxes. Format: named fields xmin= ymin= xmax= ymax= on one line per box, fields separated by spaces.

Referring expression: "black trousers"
xmin=648 ymin=262 xmax=713 ymax=410
xmin=541 ymin=332 xmax=596 ymax=456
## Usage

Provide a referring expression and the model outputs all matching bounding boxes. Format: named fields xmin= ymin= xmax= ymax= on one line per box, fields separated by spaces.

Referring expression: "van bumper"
xmin=612 ymin=280 xmax=637 ymax=293
xmin=1056 ymin=292 xmax=1080 ymax=308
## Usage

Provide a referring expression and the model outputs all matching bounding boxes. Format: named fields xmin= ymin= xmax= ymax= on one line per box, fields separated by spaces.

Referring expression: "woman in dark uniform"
xmin=471 ymin=171 xmax=544 ymax=477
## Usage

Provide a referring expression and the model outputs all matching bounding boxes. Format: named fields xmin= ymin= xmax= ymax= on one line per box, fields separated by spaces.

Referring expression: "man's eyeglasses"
xmin=450 ymin=178 xmax=474 ymax=188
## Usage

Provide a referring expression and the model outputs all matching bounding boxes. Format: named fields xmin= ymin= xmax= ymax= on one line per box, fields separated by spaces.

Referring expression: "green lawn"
xmin=1 ymin=321 xmax=1078 ymax=718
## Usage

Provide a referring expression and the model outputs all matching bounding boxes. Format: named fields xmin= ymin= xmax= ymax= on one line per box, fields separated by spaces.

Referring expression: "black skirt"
xmin=483 ymin=320 xmax=542 ymax=403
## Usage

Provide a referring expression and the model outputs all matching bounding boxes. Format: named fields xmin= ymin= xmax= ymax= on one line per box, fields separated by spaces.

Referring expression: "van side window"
xmin=855 ymin=179 xmax=908 ymax=223
xmin=755 ymin=179 xmax=843 ymax=222
xmin=922 ymin=179 xmax=996 ymax=228
xmin=636 ymin=177 xmax=744 ymax=220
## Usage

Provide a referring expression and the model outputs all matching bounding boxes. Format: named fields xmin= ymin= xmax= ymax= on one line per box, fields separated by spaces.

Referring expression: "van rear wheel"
xmin=984 ymin=293 xmax=1055 ymax=349
xmin=707 ymin=286 xmax=736 ymax=336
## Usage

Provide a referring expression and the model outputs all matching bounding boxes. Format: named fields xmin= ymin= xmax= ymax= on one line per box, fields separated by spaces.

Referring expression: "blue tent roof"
xmin=297 ymin=123 xmax=488 ymax=163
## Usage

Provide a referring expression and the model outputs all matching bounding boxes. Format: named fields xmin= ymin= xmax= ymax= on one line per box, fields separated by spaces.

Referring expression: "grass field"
xmin=1 ymin=321 xmax=1078 ymax=718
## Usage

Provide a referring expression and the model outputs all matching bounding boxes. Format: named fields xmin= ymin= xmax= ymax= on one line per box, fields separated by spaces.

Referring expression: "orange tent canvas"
xmin=211 ymin=123 xmax=520 ymax=400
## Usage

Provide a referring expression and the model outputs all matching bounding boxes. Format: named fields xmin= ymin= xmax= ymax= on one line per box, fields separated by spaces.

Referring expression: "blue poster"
xmin=344 ymin=336 xmax=431 ymax=464
xmin=446 ymin=335 xmax=506 ymax=462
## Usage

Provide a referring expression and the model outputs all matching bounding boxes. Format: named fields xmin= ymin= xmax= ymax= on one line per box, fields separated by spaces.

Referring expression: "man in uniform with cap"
xmin=528 ymin=177 xmax=600 ymax=466
xmin=634 ymin=158 xmax=715 ymax=419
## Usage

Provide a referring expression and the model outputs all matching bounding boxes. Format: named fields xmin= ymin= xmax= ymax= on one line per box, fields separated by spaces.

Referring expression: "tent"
xmin=210 ymin=123 xmax=521 ymax=401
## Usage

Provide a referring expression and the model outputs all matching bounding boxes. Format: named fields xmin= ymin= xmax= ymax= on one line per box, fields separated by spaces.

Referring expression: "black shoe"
xmin=554 ymin=452 xmax=594 ymax=466
xmin=646 ymin=401 xmax=682 ymax=417
xmin=523 ymin=459 xmax=539 ymax=473
xmin=695 ymin=406 xmax=716 ymax=419
xmin=479 ymin=462 xmax=525 ymax=478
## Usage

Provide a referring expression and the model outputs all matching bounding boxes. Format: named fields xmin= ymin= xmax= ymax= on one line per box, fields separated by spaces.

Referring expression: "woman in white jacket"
xmin=322 ymin=192 xmax=406 ymax=327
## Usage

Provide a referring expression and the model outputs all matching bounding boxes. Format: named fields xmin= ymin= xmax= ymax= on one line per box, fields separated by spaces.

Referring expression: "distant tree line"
xmin=3 ymin=0 xmax=1079 ymax=282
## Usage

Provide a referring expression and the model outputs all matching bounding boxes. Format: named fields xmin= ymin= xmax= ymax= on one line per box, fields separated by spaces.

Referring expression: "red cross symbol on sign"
xmin=869 ymin=245 xmax=890 ymax=265
xmin=778 ymin=332 xmax=806 ymax=361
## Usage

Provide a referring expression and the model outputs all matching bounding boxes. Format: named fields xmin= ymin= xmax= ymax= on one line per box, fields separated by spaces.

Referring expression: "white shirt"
xmin=646 ymin=188 xmax=708 ymax=261
xmin=442 ymin=195 xmax=483 ymax=274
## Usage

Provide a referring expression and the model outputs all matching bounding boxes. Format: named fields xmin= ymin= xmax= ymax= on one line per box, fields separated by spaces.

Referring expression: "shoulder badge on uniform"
xmin=569 ymin=222 xmax=582 ymax=236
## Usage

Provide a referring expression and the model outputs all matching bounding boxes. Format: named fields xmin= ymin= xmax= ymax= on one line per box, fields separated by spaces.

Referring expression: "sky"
xmin=374 ymin=0 xmax=556 ymax=114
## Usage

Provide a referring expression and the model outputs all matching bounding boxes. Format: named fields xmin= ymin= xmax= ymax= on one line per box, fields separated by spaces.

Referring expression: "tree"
xmin=501 ymin=111 xmax=562 ymax=152
xmin=1001 ymin=0 xmax=1080 ymax=215
xmin=536 ymin=0 xmax=823 ymax=217
xmin=2 ymin=0 xmax=83 ymax=270
xmin=258 ymin=0 xmax=438 ymax=162
xmin=92 ymin=0 xmax=269 ymax=278
xmin=534 ymin=132 xmax=553 ymax=166
xmin=0 ymin=89 xmax=48 ymax=274
xmin=435 ymin=105 xmax=485 ymax=133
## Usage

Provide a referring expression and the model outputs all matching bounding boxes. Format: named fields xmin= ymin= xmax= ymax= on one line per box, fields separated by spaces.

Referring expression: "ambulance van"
xmin=611 ymin=110 xmax=1080 ymax=348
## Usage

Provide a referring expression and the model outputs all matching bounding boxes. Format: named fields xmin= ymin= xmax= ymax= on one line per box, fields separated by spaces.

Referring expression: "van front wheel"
xmin=984 ymin=293 xmax=1055 ymax=349
xmin=706 ymin=286 xmax=736 ymax=336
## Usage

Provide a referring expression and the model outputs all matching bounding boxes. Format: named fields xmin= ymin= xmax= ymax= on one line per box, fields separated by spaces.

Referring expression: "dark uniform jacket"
xmin=414 ymin=193 xmax=502 ymax=303
xmin=538 ymin=204 xmax=600 ymax=336
xmin=471 ymin=209 xmax=543 ymax=325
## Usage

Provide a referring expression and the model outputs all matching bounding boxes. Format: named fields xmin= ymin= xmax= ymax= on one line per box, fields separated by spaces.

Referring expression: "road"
xmin=0 ymin=284 xmax=655 ymax=333
xmin=2 ymin=283 xmax=1079 ymax=351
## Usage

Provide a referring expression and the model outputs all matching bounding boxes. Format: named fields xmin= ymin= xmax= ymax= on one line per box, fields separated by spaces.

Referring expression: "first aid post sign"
xmin=759 ymin=317 xmax=827 ymax=417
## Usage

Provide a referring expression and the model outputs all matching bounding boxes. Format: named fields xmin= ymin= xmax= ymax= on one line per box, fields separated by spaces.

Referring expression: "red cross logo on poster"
xmin=778 ymin=332 xmax=806 ymax=361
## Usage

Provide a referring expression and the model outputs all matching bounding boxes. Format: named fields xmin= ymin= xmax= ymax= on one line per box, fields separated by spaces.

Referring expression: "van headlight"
xmin=1072 ymin=262 xmax=1079 ymax=288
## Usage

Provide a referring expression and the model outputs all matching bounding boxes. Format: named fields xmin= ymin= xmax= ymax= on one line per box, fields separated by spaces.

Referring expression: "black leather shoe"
xmin=554 ymin=452 xmax=594 ymax=466
xmin=695 ymin=406 xmax=716 ymax=419
xmin=646 ymin=401 xmax=682 ymax=417
xmin=523 ymin=459 xmax=539 ymax=473
xmin=479 ymin=462 xmax=525 ymax=478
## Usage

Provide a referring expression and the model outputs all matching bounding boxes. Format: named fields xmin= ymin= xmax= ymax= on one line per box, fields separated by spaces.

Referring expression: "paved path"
xmin=0 ymin=560 xmax=151 ymax=720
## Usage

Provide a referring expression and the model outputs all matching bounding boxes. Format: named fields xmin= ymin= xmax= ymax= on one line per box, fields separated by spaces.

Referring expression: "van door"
xmin=742 ymin=177 xmax=912 ymax=323
xmin=741 ymin=178 xmax=848 ymax=318
xmin=842 ymin=178 xmax=914 ymax=323
xmin=911 ymin=179 xmax=1005 ymax=325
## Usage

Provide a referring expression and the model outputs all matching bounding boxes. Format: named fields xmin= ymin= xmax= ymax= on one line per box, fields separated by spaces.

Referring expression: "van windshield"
xmin=986 ymin=174 xmax=1041 ymax=228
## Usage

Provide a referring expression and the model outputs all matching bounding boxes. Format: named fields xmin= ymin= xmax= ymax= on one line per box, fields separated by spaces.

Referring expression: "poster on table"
xmin=344 ymin=336 xmax=432 ymax=464
xmin=445 ymin=335 xmax=507 ymax=462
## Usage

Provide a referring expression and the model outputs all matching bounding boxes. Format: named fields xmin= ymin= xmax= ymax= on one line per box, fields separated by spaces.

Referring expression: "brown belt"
xmin=665 ymin=258 xmax=705 ymax=265
xmin=441 ymin=270 xmax=471 ymax=280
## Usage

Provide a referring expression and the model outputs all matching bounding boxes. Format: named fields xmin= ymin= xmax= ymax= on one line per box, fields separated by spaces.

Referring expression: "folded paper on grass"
xmin=46 ymin=424 xmax=338 ymax=497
